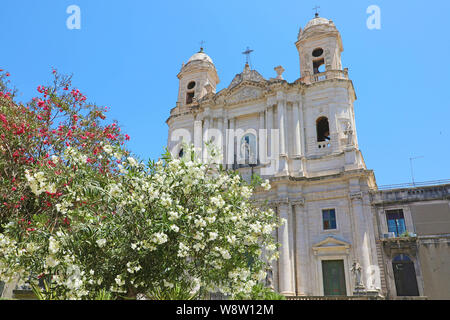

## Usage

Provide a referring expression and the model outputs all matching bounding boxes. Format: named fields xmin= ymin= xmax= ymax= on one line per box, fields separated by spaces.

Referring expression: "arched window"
xmin=392 ymin=254 xmax=419 ymax=296
xmin=316 ymin=117 xmax=330 ymax=142
xmin=393 ymin=254 xmax=412 ymax=262
xmin=313 ymin=58 xmax=325 ymax=74
xmin=178 ymin=148 xmax=184 ymax=159
xmin=240 ymin=134 xmax=257 ymax=165
xmin=186 ymin=92 xmax=194 ymax=104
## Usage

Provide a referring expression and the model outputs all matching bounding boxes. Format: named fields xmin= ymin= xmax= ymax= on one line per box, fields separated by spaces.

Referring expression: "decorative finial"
xmin=242 ymin=46 xmax=254 ymax=69
xmin=274 ymin=66 xmax=285 ymax=80
xmin=313 ymin=5 xmax=320 ymax=17
xmin=199 ymin=40 xmax=206 ymax=52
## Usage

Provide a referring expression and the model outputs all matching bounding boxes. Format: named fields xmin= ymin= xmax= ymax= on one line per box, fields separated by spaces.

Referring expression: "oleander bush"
xmin=0 ymin=70 xmax=281 ymax=300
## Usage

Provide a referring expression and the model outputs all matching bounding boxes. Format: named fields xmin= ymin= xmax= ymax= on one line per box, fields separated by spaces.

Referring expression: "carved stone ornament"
xmin=226 ymin=87 xmax=263 ymax=104
xmin=291 ymin=198 xmax=305 ymax=206
xmin=270 ymin=198 xmax=289 ymax=206
xmin=350 ymin=192 xmax=363 ymax=200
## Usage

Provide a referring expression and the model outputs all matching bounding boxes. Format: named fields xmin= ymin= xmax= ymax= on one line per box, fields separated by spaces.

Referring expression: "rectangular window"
xmin=386 ymin=209 xmax=406 ymax=237
xmin=322 ymin=209 xmax=337 ymax=230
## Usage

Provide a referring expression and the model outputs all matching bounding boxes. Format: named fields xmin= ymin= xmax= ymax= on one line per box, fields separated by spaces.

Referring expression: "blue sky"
xmin=1 ymin=0 xmax=450 ymax=186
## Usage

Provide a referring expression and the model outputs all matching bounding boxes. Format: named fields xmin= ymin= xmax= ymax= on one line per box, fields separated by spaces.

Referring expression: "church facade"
xmin=166 ymin=14 xmax=450 ymax=299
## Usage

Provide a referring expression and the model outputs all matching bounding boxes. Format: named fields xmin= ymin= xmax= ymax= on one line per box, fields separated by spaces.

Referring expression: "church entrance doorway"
xmin=322 ymin=260 xmax=346 ymax=296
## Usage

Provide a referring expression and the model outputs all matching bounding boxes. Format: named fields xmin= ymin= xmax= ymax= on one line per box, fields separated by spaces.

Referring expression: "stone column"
xmin=194 ymin=119 xmax=203 ymax=161
xmin=298 ymin=99 xmax=306 ymax=157
xmin=277 ymin=99 xmax=289 ymax=175
xmin=259 ymin=112 xmax=266 ymax=164
xmin=277 ymin=100 xmax=287 ymax=156
xmin=266 ymin=106 xmax=273 ymax=158
xmin=270 ymin=204 xmax=279 ymax=292
xmin=293 ymin=199 xmax=308 ymax=296
xmin=216 ymin=118 xmax=224 ymax=164
xmin=350 ymin=190 xmax=372 ymax=292
xmin=202 ymin=117 xmax=210 ymax=163
xmin=292 ymin=102 xmax=301 ymax=157
xmin=277 ymin=199 xmax=296 ymax=296
xmin=222 ymin=117 xmax=227 ymax=166
xmin=227 ymin=118 xmax=235 ymax=169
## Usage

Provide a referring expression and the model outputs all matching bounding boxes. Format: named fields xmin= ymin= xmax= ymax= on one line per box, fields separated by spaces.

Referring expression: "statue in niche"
xmin=344 ymin=121 xmax=354 ymax=146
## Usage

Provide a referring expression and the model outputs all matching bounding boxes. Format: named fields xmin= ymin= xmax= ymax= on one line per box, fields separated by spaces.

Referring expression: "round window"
xmin=312 ymin=48 xmax=324 ymax=57
xmin=187 ymin=81 xmax=196 ymax=90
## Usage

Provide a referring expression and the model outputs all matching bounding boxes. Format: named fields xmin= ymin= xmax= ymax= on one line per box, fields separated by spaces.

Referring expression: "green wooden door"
xmin=322 ymin=260 xmax=347 ymax=296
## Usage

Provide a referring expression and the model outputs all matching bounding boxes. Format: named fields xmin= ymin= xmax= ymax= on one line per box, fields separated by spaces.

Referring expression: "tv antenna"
xmin=410 ymin=156 xmax=424 ymax=187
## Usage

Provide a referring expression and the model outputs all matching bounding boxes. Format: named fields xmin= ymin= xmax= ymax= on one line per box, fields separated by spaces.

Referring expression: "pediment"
xmin=312 ymin=236 xmax=351 ymax=255
xmin=228 ymin=65 xmax=266 ymax=90
xmin=225 ymin=86 xmax=264 ymax=104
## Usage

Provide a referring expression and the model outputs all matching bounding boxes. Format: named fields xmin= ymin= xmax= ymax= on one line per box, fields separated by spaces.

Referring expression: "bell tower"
xmin=293 ymin=14 xmax=364 ymax=173
xmin=295 ymin=13 xmax=343 ymax=79
xmin=176 ymin=48 xmax=220 ymax=107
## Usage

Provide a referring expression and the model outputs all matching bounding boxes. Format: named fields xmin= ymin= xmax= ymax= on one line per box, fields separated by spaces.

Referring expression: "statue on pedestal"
xmin=351 ymin=261 xmax=365 ymax=293
xmin=265 ymin=268 xmax=274 ymax=291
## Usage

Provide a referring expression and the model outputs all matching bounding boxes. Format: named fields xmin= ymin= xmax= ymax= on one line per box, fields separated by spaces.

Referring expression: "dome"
xmin=187 ymin=51 xmax=214 ymax=64
xmin=304 ymin=16 xmax=330 ymax=29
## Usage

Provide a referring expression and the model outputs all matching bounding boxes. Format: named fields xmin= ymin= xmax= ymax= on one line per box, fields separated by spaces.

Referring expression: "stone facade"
xmin=167 ymin=15 xmax=384 ymax=298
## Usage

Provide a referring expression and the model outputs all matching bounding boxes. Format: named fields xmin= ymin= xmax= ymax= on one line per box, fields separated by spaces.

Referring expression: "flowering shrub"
xmin=1 ymin=144 xmax=280 ymax=299
xmin=0 ymin=70 xmax=128 ymax=228
xmin=0 ymin=70 xmax=280 ymax=300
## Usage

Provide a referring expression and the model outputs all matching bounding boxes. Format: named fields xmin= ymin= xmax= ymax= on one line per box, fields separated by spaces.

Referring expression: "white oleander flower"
xmin=115 ymin=275 xmax=125 ymax=287
xmin=48 ymin=237 xmax=60 ymax=254
xmin=178 ymin=242 xmax=189 ymax=258
xmin=103 ymin=145 xmax=113 ymax=154
xmin=261 ymin=179 xmax=271 ymax=191
xmin=208 ymin=232 xmax=218 ymax=241
xmin=152 ymin=232 xmax=168 ymax=245
xmin=127 ymin=157 xmax=138 ymax=167
xmin=96 ymin=239 xmax=107 ymax=247
xmin=163 ymin=279 xmax=174 ymax=289
xmin=46 ymin=256 xmax=59 ymax=268
xmin=168 ymin=211 xmax=179 ymax=221
xmin=109 ymin=184 xmax=121 ymax=198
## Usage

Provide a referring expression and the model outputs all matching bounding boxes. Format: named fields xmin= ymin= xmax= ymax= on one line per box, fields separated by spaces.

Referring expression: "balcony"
xmin=303 ymin=69 xmax=349 ymax=84
xmin=380 ymin=235 xmax=418 ymax=258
